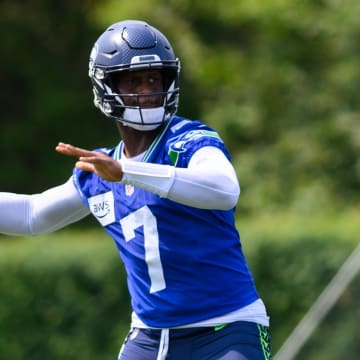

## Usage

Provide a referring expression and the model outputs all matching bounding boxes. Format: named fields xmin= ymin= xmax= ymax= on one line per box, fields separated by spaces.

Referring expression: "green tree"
xmin=91 ymin=0 xmax=360 ymax=212
xmin=1 ymin=0 xmax=360 ymax=211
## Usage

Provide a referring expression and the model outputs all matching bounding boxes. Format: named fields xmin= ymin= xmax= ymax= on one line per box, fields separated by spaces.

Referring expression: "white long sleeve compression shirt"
xmin=0 ymin=146 xmax=240 ymax=236
xmin=120 ymin=146 xmax=240 ymax=210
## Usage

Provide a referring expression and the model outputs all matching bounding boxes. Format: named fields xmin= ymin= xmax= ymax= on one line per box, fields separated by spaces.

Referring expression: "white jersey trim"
xmin=131 ymin=298 xmax=269 ymax=329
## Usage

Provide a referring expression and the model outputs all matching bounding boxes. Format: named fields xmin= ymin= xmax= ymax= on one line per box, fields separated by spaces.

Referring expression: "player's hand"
xmin=56 ymin=142 xmax=123 ymax=182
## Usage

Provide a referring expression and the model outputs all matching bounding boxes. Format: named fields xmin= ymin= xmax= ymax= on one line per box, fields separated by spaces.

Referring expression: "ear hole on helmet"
xmin=108 ymin=72 xmax=122 ymax=93
xmin=162 ymin=68 xmax=177 ymax=91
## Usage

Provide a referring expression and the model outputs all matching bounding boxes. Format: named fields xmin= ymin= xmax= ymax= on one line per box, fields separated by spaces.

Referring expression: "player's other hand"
xmin=56 ymin=142 xmax=123 ymax=182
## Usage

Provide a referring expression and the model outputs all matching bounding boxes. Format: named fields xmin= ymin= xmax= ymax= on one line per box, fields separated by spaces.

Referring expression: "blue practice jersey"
xmin=73 ymin=116 xmax=259 ymax=328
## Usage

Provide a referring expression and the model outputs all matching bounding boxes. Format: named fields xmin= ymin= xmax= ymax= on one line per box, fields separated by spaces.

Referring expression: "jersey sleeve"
xmin=165 ymin=122 xmax=231 ymax=167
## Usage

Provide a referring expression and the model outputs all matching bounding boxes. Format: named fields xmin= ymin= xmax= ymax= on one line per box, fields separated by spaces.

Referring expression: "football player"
xmin=0 ymin=20 xmax=272 ymax=359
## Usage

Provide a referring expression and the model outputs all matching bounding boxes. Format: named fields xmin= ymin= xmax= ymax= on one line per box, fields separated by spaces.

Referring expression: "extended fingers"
xmin=56 ymin=142 xmax=95 ymax=157
xmin=78 ymin=153 xmax=108 ymax=163
xmin=56 ymin=142 xmax=121 ymax=180
xmin=75 ymin=160 xmax=96 ymax=172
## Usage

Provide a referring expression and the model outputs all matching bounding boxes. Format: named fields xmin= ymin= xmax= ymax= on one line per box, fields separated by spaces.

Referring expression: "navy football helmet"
xmin=88 ymin=20 xmax=180 ymax=130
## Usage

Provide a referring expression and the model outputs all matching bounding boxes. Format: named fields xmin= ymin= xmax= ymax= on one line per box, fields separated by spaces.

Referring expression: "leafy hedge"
xmin=0 ymin=231 xmax=130 ymax=360
xmin=2 ymin=0 xmax=360 ymax=213
xmin=0 ymin=211 xmax=359 ymax=359
xmin=241 ymin=210 xmax=360 ymax=358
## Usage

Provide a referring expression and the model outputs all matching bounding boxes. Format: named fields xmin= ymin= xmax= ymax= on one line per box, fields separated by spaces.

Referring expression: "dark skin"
xmin=56 ymin=69 xmax=164 ymax=182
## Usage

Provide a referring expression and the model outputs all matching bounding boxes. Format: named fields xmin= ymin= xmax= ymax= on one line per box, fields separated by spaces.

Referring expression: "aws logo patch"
xmin=88 ymin=191 xmax=115 ymax=227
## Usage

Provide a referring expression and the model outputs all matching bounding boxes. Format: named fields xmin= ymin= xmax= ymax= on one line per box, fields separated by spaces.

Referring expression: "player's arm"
xmin=56 ymin=142 xmax=239 ymax=210
xmin=172 ymin=146 xmax=240 ymax=209
xmin=120 ymin=146 xmax=240 ymax=210
xmin=0 ymin=178 xmax=90 ymax=236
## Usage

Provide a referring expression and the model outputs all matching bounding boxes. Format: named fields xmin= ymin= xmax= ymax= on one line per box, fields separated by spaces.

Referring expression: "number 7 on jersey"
xmin=120 ymin=206 xmax=166 ymax=293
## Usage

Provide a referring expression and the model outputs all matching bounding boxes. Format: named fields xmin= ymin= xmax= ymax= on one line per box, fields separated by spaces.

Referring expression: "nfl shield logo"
xmin=125 ymin=184 xmax=135 ymax=196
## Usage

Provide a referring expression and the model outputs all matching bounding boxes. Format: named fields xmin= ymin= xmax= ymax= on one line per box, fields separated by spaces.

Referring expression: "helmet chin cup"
xmin=121 ymin=107 xmax=166 ymax=131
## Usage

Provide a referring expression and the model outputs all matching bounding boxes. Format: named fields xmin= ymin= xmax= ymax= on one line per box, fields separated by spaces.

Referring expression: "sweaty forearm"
xmin=0 ymin=178 xmax=90 ymax=236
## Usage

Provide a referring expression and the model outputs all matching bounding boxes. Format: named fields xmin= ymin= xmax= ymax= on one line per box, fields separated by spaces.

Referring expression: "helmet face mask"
xmin=88 ymin=20 xmax=180 ymax=131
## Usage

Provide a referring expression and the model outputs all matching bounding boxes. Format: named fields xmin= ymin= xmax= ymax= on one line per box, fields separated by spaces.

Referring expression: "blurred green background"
xmin=0 ymin=0 xmax=359 ymax=359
